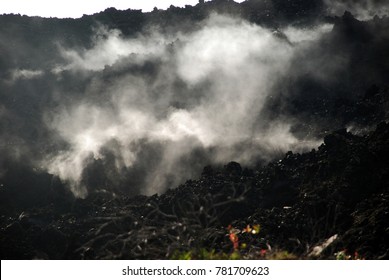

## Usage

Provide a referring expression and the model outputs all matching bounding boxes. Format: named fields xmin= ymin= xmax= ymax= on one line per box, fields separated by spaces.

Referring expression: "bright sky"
xmin=0 ymin=0 xmax=245 ymax=18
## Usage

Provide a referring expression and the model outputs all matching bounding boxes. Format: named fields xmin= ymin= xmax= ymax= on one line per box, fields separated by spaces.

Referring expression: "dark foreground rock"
xmin=1 ymin=122 xmax=388 ymax=259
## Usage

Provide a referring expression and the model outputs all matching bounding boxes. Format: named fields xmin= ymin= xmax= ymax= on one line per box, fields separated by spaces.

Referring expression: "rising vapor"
xmin=1 ymin=0 xmax=389 ymax=262
xmin=40 ymin=14 xmax=326 ymax=197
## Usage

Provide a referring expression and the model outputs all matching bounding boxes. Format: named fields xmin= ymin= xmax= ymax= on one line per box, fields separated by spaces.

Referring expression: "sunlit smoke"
xmin=39 ymin=14 xmax=328 ymax=197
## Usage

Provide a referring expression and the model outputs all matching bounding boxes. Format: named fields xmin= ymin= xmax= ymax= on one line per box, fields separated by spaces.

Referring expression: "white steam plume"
xmin=43 ymin=14 xmax=326 ymax=197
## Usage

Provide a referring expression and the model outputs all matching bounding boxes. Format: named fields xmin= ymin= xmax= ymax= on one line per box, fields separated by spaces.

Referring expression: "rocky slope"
xmin=1 ymin=1 xmax=389 ymax=259
xmin=1 ymin=119 xmax=388 ymax=259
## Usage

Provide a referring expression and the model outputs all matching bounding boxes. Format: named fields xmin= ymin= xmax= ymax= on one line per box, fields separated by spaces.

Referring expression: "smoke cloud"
xmin=7 ymin=8 xmax=373 ymax=198
xmin=36 ymin=14 xmax=327 ymax=197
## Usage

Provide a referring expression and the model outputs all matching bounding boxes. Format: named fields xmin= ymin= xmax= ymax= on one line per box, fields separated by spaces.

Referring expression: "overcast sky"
xmin=0 ymin=0 xmax=245 ymax=18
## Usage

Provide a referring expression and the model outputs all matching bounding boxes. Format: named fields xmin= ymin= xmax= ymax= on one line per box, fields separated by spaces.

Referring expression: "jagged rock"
xmin=1 ymin=123 xmax=388 ymax=259
xmin=4 ymin=221 xmax=25 ymax=237
xmin=224 ymin=162 xmax=242 ymax=176
xmin=201 ymin=165 xmax=214 ymax=177
xmin=1 ymin=2 xmax=389 ymax=260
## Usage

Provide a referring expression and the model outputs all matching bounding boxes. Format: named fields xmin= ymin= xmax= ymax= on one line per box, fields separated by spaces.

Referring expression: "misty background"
xmin=1 ymin=0 xmax=388 ymax=200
